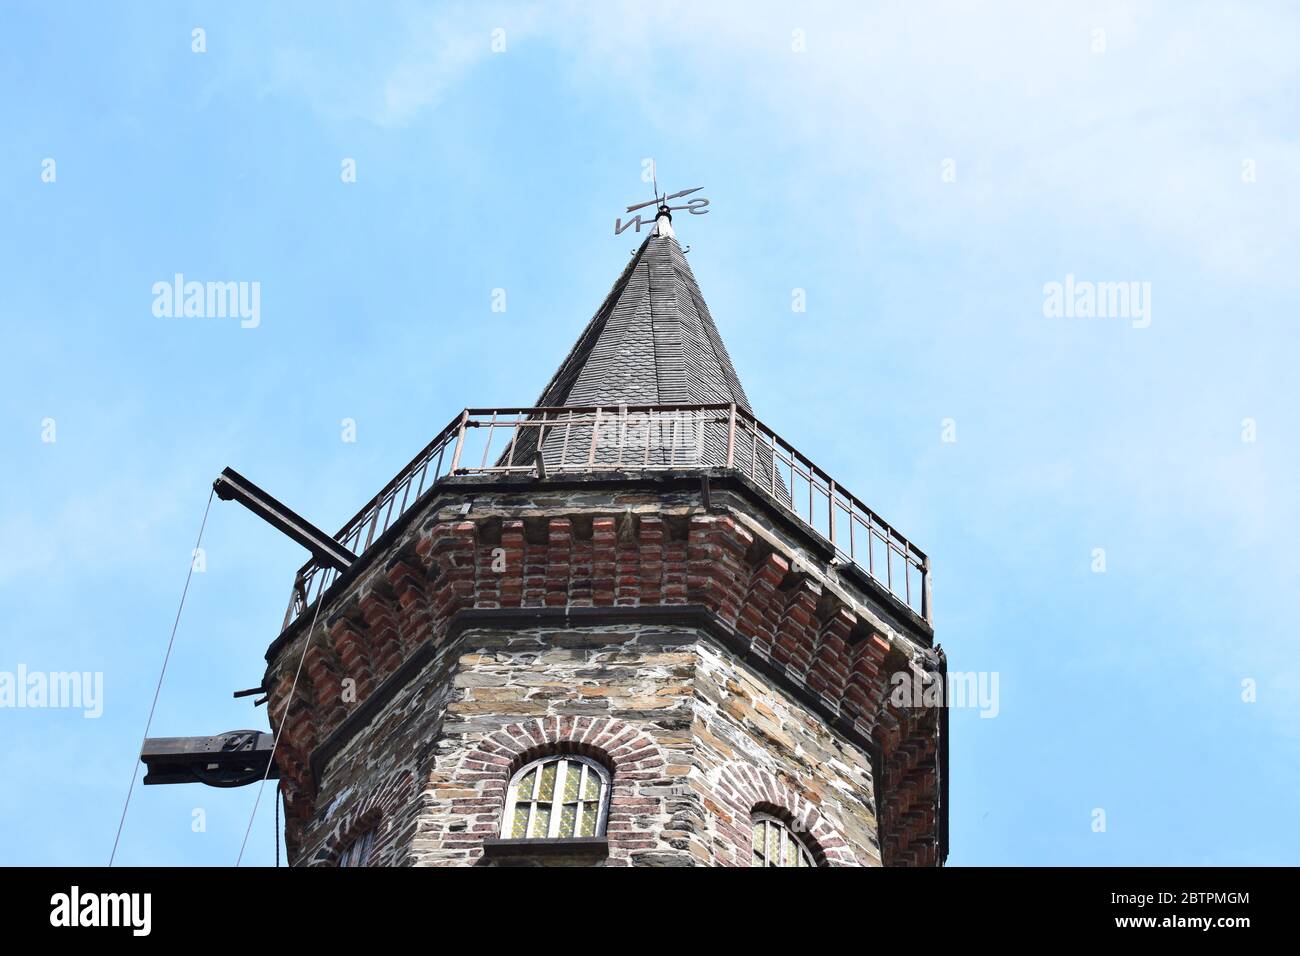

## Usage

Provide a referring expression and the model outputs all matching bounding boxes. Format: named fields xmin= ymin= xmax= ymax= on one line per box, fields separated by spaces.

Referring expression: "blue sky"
xmin=2 ymin=1 xmax=1297 ymax=866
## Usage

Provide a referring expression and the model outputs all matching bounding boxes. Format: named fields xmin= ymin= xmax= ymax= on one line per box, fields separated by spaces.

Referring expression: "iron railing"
xmin=282 ymin=404 xmax=931 ymax=629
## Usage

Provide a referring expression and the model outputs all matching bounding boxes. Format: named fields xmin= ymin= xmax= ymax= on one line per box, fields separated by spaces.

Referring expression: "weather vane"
xmin=614 ymin=170 xmax=710 ymax=235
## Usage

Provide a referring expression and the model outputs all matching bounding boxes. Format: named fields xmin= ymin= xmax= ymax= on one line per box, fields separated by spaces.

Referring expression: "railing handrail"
xmin=292 ymin=413 xmax=466 ymax=577
xmin=463 ymin=403 xmax=735 ymax=416
xmin=286 ymin=403 xmax=931 ymax=626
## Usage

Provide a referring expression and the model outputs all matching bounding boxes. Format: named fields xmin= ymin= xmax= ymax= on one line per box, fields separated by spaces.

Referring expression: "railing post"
xmin=726 ymin=403 xmax=737 ymax=468
xmin=282 ymin=572 xmax=306 ymax=631
xmin=770 ymin=434 xmax=778 ymax=496
xmin=921 ymin=554 xmax=933 ymax=624
xmin=587 ymin=407 xmax=602 ymax=468
xmin=827 ymin=479 xmax=836 ymax=547
xmin=616 ymin=403 xmax=628 ymax=467
xmin=449 ymin=409 xmax=469 ymax=473
xmin=533 ymin=412 xmax=550 ymax=470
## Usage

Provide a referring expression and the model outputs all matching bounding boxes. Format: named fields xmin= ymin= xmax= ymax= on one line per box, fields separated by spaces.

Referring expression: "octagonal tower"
xmin=263 ymin=212 xmax=946 ymax=867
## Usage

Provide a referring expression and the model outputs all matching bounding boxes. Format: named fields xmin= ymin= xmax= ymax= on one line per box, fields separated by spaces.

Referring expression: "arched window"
xmin=751 ymin=813 xmax=816 ymax=867
xmin=503 ymin=755 xmax=609 ymax=839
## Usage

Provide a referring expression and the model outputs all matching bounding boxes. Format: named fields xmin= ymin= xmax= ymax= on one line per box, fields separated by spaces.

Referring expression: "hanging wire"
xmin=235 ymin=568 xmax=329 ymax=866
xmin=109 ymin=487 xmax=215 ymax=866
xmin=275 ymin=779 xmax=281 ymax=867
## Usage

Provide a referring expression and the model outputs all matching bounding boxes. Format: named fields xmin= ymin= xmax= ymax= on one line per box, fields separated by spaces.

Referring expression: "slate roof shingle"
xmin=533 ymin=231 xmax=752 ymax=412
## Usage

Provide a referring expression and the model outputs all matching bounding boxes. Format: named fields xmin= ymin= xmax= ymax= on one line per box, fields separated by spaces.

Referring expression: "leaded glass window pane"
xmin=538 ymin=763 xmax=557 ymax=801
xmin=563 ymin=765 xmax=582 ymax=803
xmin=517 ymin=768 xmax=536 ymax=800
xmin=582 ymin=767 xmax=602 ymax=801
xmin=534 ymin=804 xmax=552 ymax=837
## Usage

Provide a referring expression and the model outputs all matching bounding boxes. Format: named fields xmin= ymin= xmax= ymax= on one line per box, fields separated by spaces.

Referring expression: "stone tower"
xmin=264 ymin=209 xmax=946 ymax=867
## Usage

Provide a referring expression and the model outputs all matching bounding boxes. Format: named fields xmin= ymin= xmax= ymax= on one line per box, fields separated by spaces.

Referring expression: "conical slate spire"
xmin=533 ymin=230 xmax=752 ymax=412
xmin=503 ymin=228 xmax=766 ymax=475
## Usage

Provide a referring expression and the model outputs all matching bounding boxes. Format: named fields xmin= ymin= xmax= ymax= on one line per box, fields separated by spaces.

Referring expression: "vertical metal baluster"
xmin=382 ymin=491 xmax=396 ymax=536
xmin=282 ymin=572 xmax=305 ymax=631
xmin=479 ymin=411 xmax=498 ymax=469
xmin=770 ymin=432 xmax=777 ymax=495
xmin=616 ymin=404 xmax=627 ymax=467
xmin=886 ymin=527 xmax=894 ymax=594
xmin=505 ymin=414 xmax=520 ymax=470
xmin=449 ymin=410 xmax=469 ymax=473
xmin=726 ymin=404 xmax=737 ymax=468
xmin=828 ymin=480 xmax=836 ymax=549
xmin=867 ymin=516 xmax=874 ymax=577
xmin=788 ymin=447 xmax=795 ymax=503
xmin=587 ymin=408 xmax=602 ymax=468
xmin=904 ymin=541 xmax=912 ymax=608
xmin=807 ymin=463 xmax=814 ymax=527
xmin=560 ymin=413 xmax=572 ymax=469
xmin=922 ymin=554 xmax=933 ymax=623
xmin=430 ymin=440 xmax=445 ymax=483
xmin=536 ymin=412 xmax=549 ymax=470
xmin=398 ymin=472 xmax=412 ymax=515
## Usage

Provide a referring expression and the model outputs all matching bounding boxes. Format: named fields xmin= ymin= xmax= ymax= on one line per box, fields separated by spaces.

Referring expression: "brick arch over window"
xmin=312 ymin=770 xmax=415 ymax=867
xmin=451 ymin=716 xmax=669 ymax=865
xmin=709 ymin=762 xmax=859 ymax=867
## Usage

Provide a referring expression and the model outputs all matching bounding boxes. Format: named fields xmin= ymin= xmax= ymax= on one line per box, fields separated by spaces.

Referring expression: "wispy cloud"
xmin=267 ymin=3 xmax=541 ymax=126
xmin=262 ymin=2 xmax=1300 ymax=277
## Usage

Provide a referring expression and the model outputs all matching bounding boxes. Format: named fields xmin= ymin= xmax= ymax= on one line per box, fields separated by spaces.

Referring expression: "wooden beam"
xmin=213 ymin=467 xmax=356 ymax=572
xmin=141 ymin=730 xmax=278 ymax=788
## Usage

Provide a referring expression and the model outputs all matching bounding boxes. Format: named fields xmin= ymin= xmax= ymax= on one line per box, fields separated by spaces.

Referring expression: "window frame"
xmin=502 ymin=755 xmax=611 ymax=840
xmin=338 ymin=827 xmax=375 ymax=867
xmin=750 ymin=812 xmax=817 ymax=867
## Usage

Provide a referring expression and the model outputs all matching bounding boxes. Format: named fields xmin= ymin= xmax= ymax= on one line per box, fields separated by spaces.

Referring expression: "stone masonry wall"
xmin=693 ymin=640 xmax=879 ymax=866
xmin=424 ymin=625 xmax=694 ymax=866
xmin=298 ymin=623 xmax=880 ymax=866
